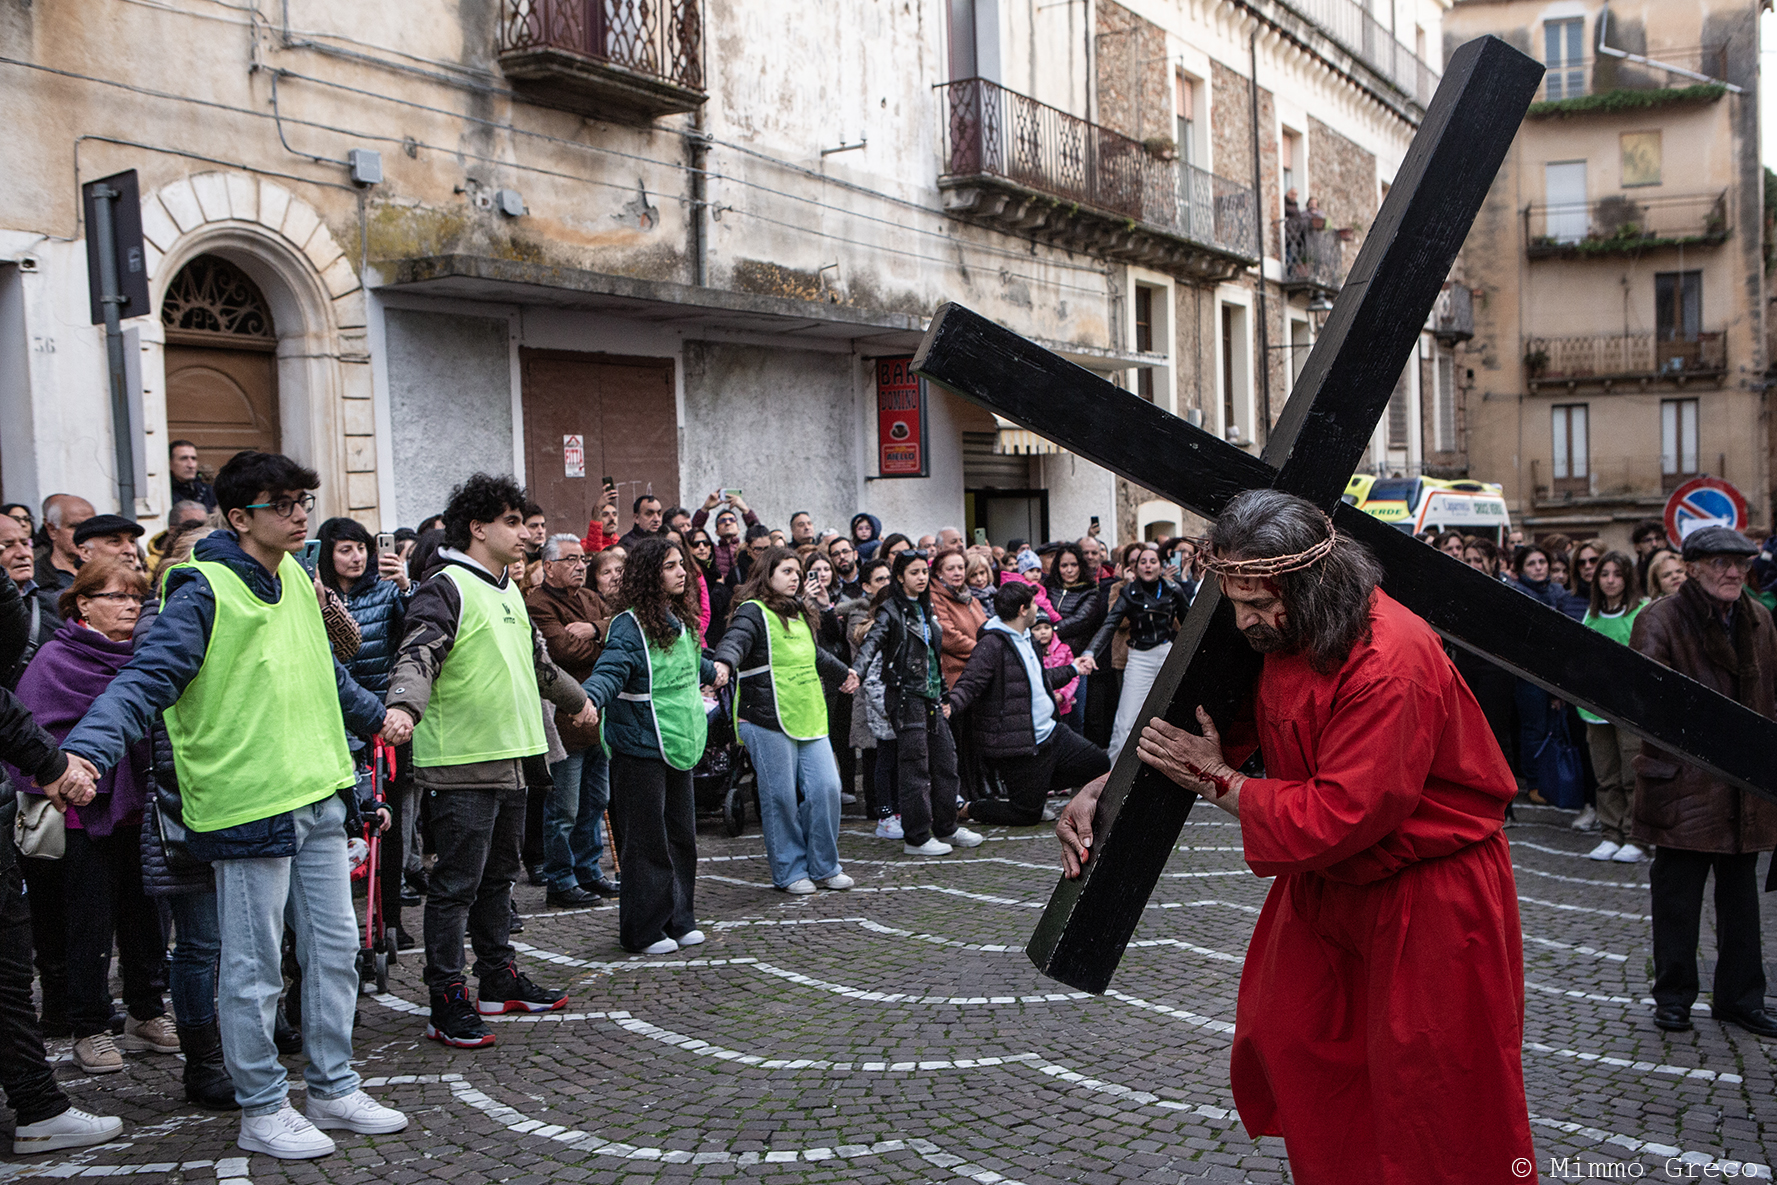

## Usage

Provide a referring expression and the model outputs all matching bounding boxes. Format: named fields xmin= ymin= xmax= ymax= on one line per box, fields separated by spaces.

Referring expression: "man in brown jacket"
xmin=526 ymin=535 xmax=620 ymax=907
xmin=1630 ymin=525 xmax=1777 ymax=1037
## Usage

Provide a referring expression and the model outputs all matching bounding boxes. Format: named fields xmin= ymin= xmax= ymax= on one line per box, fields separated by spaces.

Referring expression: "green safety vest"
xmin=739 ymin=600 xmax=827 ymax=741
xmin=162 ymin=552 xmax=354 ymax=832
xmin=1578 ymin=600 xmax=1646 ymax=725
xmin=614 ymin=610 xmax=707 ymax=770
xmin=413 ymin=566 xmax=546 ymax=767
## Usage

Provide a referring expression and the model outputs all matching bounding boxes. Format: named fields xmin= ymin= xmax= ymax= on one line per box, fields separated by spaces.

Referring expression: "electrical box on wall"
xmin=348 ymin=149 xmax=383 ymax=186
xmin=495 ymin=189 xmax=527 ymax=217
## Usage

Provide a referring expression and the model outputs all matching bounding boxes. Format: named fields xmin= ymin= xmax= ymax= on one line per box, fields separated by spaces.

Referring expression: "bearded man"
xmin=1057 ymin=489 xmax=1533 ymax=1184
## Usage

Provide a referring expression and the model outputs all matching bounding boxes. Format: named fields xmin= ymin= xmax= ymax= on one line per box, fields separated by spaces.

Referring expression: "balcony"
xmin=1528 ymin=456 xmax=1720 ymax=513
xmin=1524 ymin=191 xmax=1729 ymax=259
xmin=1281 ymin=222 xmax=1344 ymax=296
xmin=1285 ymin=0 xmax=1440 ymax=107
xmin=1522 ymin=330 xmax=1725 ymax=393
xmin=1533 ymin=47 xmax=1731 ymax=105
xmin=939 ymin=79 xmax=1258 ymax=280
xmin=497 ymin=0 xmax=704 ymax=121
xmin=1434 ymin=282 xmax=1474 ymax=345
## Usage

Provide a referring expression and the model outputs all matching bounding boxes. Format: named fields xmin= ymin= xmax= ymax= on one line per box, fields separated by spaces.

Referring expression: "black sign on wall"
xmin=83 ymin=169 xmax=151 ymax=325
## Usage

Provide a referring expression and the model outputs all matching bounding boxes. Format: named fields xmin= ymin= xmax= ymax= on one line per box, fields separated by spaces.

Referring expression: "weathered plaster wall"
xmin=384 ymin=308 xmax=512 ymax=527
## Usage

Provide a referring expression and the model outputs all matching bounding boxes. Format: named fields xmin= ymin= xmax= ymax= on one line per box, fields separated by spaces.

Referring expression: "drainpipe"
xmin=690 ymin=106 xmax=708 ymax=287
xmin=1249 ymin=30 xmax=1272 ymax=442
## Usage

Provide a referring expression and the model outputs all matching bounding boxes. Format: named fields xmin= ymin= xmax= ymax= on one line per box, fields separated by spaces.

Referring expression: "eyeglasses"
xmin=689 ymin=539 xmax=713 ymax=549
xmin=85 ymin=592 xmax=147 ymax=604
xmin=547 ymin=556 xmax=588 ymax=567
xmin=243 ymin=493 xmax=316 ymax=518
xmin=1697 ymin=556 xmax=1753 ymax=574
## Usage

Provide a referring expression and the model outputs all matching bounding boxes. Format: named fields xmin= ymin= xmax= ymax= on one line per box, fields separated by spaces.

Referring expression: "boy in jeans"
xmin=62 ymin=451 xmax=406 ymax=1159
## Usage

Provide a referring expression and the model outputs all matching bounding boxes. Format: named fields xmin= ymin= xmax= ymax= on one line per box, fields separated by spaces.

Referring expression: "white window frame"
xmin=1127 ymin=269 xmax=1175 ymax=415
xmin=1214 ymin=286 xmax=1255 ymax=448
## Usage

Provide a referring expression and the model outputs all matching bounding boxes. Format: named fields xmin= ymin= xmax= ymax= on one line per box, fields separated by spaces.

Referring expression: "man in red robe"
xmin=1057 ymin=489 xmax=1534 ymax=1184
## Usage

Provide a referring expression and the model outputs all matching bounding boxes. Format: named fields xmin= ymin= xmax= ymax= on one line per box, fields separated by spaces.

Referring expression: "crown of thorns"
xmin=1196 ymin=515 xmax=1339 ymax=578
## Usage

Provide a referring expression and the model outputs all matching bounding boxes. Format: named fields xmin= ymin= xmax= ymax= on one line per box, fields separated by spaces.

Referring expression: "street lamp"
xmin=1307 ymin=291 xmax=1335 ymax=330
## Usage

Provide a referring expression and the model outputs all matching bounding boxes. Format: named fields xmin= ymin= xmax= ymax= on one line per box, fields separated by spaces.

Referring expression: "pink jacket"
xmin=1040 ymin=636 xmax=1080 ymax=717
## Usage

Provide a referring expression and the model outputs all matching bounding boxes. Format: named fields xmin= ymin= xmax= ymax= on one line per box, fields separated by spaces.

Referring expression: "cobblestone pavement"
xmin=4 ymin=800 xmax=1776 ymax=1183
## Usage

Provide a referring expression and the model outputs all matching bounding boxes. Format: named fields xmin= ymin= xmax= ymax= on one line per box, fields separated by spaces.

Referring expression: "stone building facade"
xmin=1445 ymin=0 xmax=1767 ymax=550
xmin=0 ymin=0 xmax=1447 ymax=547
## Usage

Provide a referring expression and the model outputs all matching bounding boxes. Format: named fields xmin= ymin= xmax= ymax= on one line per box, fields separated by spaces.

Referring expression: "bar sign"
xmin=563 ymin=434 xmax=585 ymax=478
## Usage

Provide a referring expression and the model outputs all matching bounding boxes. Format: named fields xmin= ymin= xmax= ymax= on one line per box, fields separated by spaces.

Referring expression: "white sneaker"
xmin=904 ymin=838 xmax=952 ymax=856
xmin=306 ymin=1089 xmax=409 ymax=1135
xmin=238 ymin=1103 xmax=337 ymax=1160
xmin=675 ymin=929 xmax=706 ymax=947
xmin=875 ymin=816 xmax=903 ymax=840
xmin=1586 ymin=839 xmax=1621 ymax=861
xmin=13 ymin=1107 xmax=123 ymax=1154
xmin=1571 ymin=804 xmax=1599 ymax=832
xmin=640 ymin=937 xmax=679 ymax=955
xmin=820 ymin=873 xmax=855 ymax=890
xmin=1612 ymin=843 xmax=1645 ymax=864
xmin=782 ymin=878 xmax=817 ymax=895
xmin=947 ymin=826 xmax=984 ymax=849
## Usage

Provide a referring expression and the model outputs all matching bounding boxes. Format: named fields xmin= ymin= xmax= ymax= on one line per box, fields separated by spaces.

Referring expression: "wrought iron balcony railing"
xmin=1434 ymin=282 xmax=1474 ymax=344
xmin=498 ymin=0 xmax=704 ymax=119
xmin=939 ymin=78 xmax=1259 ymax=270
xmin=1522 ymin=330 xmax=1725 ymax=391
xmin=1283 ymin=0 xmax=1440 ymax=106
xmin=1534 ymin=47 xmax=1731 ymax=103
xmin=1281 ymin=221 xmax=1343 ymax=294
xmin=1525 ymin=191 xmax=1729 ymax=258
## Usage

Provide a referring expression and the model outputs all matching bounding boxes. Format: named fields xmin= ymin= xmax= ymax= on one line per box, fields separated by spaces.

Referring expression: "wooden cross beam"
xmin=911 ymin=36 xmax=1772 ymax=995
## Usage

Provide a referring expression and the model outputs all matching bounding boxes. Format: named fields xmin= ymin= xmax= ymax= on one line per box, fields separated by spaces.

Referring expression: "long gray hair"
xmin=1205 ymin=489 xmax=1384 ymax=674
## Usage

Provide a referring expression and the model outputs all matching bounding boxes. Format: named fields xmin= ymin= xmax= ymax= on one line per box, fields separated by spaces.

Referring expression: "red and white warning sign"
xmin=563 ymin=434 xmax=585 ymax=478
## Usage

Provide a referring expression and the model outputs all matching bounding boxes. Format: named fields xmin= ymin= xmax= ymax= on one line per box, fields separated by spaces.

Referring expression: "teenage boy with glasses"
xmin=59 ymin=451 xmax=406 ymax=1160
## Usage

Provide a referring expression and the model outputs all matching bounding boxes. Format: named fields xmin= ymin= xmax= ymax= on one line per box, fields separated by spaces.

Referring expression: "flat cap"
xmin=72 ymin=514 xmax=144 ymax=545
xmin=1680 ymin=525 xmax=1757 ymax=560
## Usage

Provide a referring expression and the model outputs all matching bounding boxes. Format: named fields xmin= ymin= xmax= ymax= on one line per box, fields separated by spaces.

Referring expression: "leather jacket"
xmin=1088 ymin=578 xmax=1188 ymax=655
xmin=850 ymin=592 xmax=943 ymax=701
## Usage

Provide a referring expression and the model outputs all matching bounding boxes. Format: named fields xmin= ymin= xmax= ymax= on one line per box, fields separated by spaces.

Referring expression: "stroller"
xmin=352 ymin=738 xmax=398 ymax=995
xmin=693 ymin=682 xmax=756 ymax=836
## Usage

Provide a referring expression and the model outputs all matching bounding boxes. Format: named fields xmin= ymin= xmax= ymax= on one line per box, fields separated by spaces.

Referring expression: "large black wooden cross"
xmin=912 ymin=35 xmax=1777 ymax=995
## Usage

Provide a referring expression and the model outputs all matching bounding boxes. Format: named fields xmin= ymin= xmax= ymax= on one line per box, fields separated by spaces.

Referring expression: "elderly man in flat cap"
xmin=1630 ymin=525 xmax=1777 ymax=1037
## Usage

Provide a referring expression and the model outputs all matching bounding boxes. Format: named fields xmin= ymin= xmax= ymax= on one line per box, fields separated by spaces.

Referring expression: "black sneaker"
xmin=508 ymin=900 xmax=525 ymax=934
xmin=426 ymin=983 xmax=496 ymax=1048
xmin=477 ymin=962 xmax=567 ymax=1016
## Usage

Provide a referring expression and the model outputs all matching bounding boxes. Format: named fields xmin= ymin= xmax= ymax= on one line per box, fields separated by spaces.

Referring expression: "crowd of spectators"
xmin=2 ymin=440 xmax=1776 ymax=1156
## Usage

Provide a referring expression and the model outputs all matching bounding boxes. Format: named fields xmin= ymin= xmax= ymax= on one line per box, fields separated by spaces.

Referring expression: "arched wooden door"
xmin=161 ymin=255 xmax=280 ymax=479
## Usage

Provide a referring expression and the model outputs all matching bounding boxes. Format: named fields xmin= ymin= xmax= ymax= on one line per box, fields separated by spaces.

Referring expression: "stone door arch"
xmin=138 ymin=172 xmax=376 ymax=526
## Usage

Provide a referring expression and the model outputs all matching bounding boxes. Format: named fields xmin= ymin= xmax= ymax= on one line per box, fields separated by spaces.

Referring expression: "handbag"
xmin=1532 ymin=713 xmax=1585 ymax=810
xmin=13 ymin=791 xmax=64 ymax=860
xmin=151 ymin=788 xmax=208 ymax=876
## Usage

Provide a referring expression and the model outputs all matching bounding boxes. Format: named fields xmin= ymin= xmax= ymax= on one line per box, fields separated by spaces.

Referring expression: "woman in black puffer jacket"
xmin=1085 ymin=543 xmax=1189 ymax=764
xmin=317 ymin=517 xmax=413 ymax=942
xmin=1045 ymin=544 xmax=1103 ymax=734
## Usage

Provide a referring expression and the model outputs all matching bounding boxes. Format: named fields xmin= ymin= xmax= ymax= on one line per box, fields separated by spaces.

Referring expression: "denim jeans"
xmin=544 ymin=748 xmax=610 ymax=892
xmin=738 ymin=724 xmax=843 ymax=887
xmin=168 ymin=890 xmax=222 ymax=1029
xmin=420 ymin=781 xmax=524 ymax=992
xmin=213 ymin=794 xmax=361 ymax=1116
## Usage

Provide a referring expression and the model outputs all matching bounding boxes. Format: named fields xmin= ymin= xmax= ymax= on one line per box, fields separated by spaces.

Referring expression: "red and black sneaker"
xmin=426 ymin=983 xmax=496 ymax=1048
xmin=476 ymin=962 xmax=568 ymax=1016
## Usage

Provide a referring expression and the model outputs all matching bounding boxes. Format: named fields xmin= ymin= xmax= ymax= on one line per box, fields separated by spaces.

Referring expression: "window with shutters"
xmin=1552 ymin=403 xmax=1589 ymax=496
xmin=1386 ymin=363 xmax=1411 ymax=448
xmin=1435 ymin=350 xmax=1457 ymax=453
xmin=1544 ymin=18 xmax=1584 ymax=100
xmin=1134 ymin=285 xmax=1155 ymax=402
xmin=1661 ymin=398 xmax=1699 ymax=491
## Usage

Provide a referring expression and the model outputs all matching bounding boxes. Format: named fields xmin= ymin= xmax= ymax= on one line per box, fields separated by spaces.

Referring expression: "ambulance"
xmin=1342 ymin=476 xmax=1513 ymax=543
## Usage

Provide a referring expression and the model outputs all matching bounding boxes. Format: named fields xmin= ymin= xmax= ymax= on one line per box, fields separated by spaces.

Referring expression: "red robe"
xmin=1226 ymin=590 xmax=1533 ymax=1184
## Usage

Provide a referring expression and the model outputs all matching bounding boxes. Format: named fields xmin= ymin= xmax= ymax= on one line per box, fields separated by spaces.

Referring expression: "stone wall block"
xmin=280 ymin=201 xmax=321 ymax=254
xmin=345 ymin=472 xmax=379 ymax=511
xmin=224 ymin=174 xmax=258 ymax=224
xmin=320 ymin=254 xmax=360 ymax=300
xmin=339 ymin=360 xmax=374 ymax=403
xmin=143 ymin=242 xmax=164 ymax=283
xmin=159 ymin=179 xmax=204 ymax=234
xmin=344 ymin=436 xmax=377 ymax=473
xmin=258 ymin=182 xmax=293 ymax=235
xmin=332 ymin=288 xmax=367 ymax=330
xmin=305 ymin=231 xmax=345 ymax=279
xmin=139 ymin=198 xmax=180 ymax=254
xmin=191 ymin=173 xmax=230 ymax=223
xmin=342 ymin=395 xmax=376 ymax=436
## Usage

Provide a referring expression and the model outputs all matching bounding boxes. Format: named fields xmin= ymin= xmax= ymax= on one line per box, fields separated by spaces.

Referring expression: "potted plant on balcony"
xmin=1523 ymin=347 xmax=1550 ymax=378
xmin=1141 ymin=135 xmax=1178 ymax=162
